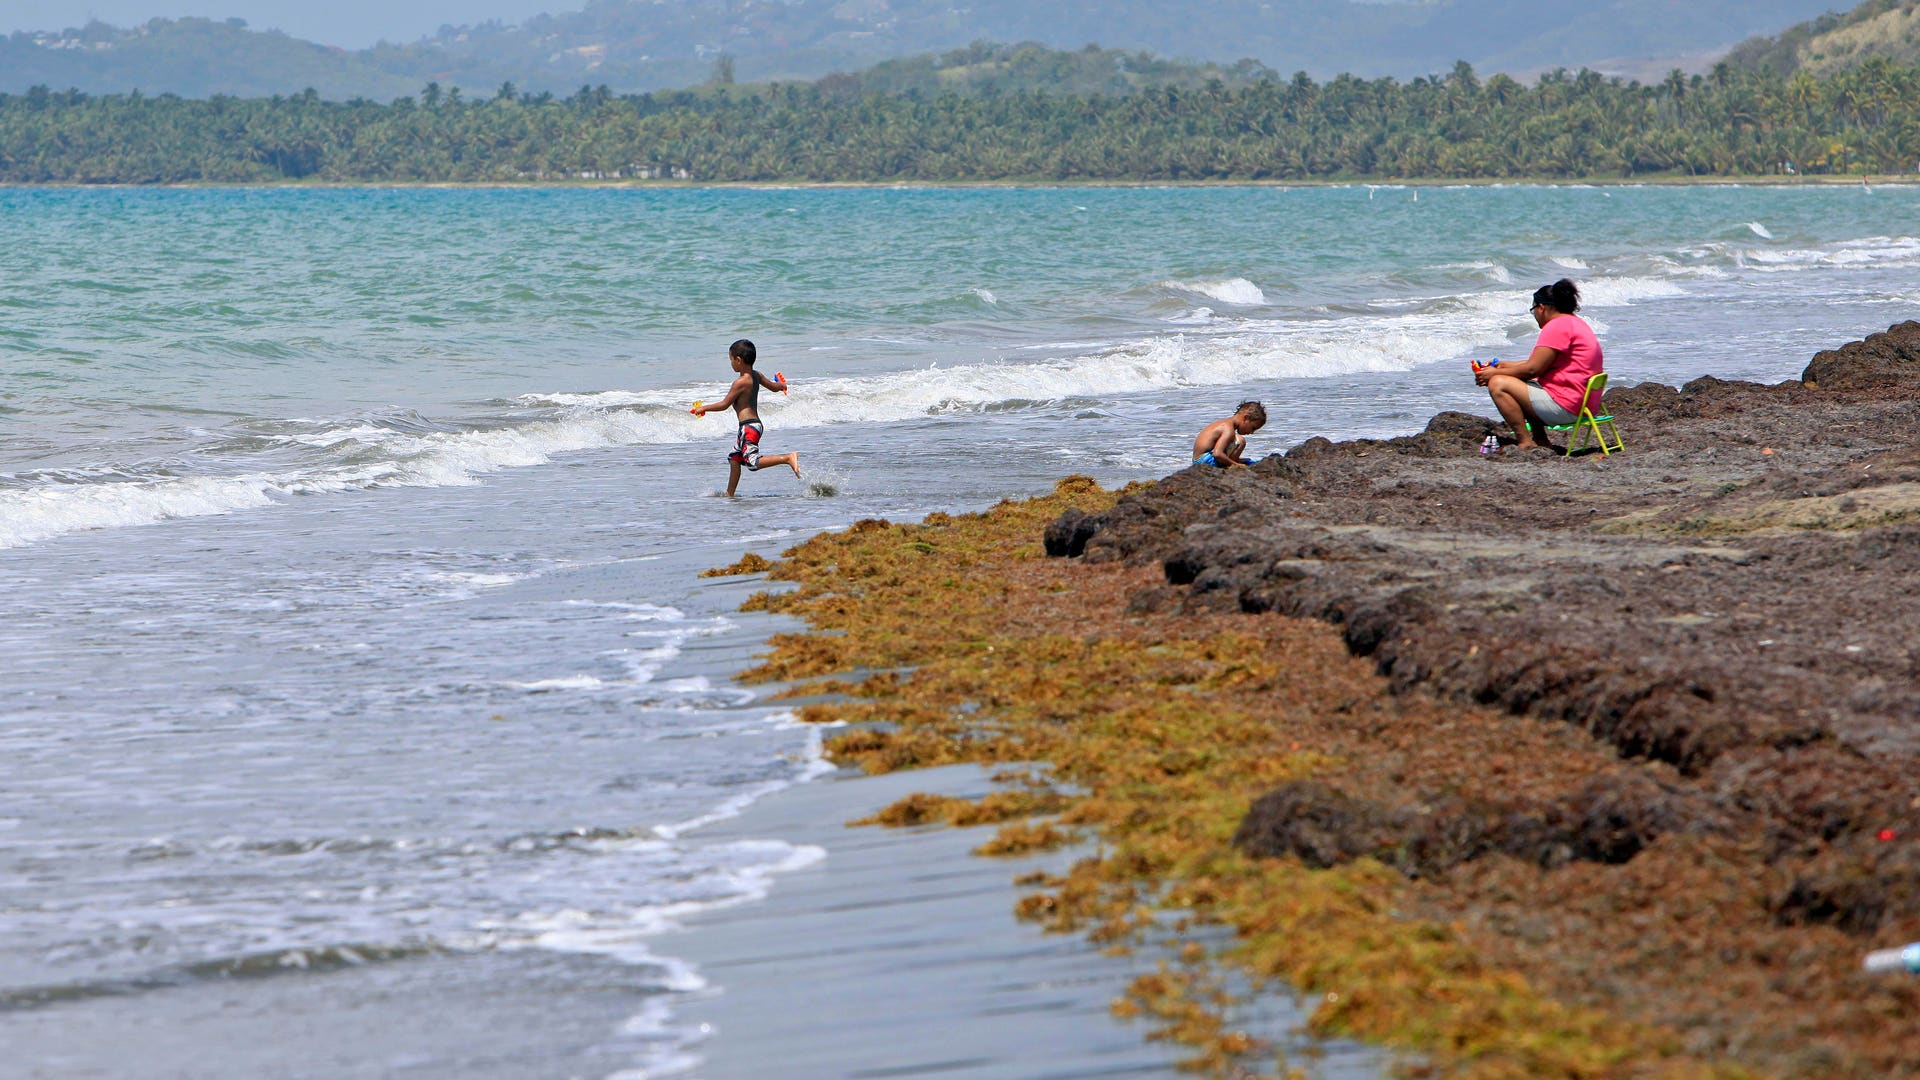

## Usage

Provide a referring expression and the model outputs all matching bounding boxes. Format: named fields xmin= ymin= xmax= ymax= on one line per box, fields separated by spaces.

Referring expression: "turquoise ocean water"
xmin=0 ymin=184 xmax=1914 ymax=1077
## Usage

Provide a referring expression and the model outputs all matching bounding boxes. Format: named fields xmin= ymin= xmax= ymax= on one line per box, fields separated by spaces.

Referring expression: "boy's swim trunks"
xmin=730 ymin=420 xmax=764 ymax=470
xmin=1194 ymin=452 xmax=1261 ymax=468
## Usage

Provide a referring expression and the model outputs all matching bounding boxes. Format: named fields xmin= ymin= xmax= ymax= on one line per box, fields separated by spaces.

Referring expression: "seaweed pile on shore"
xmin=1046 ymin=320 xmax=1920 ymax=1074
xmin=718 ymin=321 xmax=1920 ymax=1078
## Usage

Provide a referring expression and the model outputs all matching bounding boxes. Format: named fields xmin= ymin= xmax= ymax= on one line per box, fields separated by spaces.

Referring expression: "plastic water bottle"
xmin=1480 ymin=435 xmax=1499 ymax=455
xmin=1864 ymin=942 xmax=1920 ymax=974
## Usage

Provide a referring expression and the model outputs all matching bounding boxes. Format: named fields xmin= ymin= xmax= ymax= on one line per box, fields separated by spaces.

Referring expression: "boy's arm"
xmin=1211 ymin=427 xmax=1248 ymax=467
xmin=704 ymin=374 xmax=752 ymax=414
xmin=753 ymin=371 xmax=786 ymax=392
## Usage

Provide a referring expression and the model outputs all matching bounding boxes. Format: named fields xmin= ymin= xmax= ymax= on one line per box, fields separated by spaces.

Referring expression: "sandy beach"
xmin=700 ymin=320 xmax=1920 ymax=1078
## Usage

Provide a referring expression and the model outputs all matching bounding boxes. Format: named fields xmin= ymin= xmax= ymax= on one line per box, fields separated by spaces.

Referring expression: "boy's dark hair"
xmin=729 ymin=339 xmax=757 ymax=365
xmin=1237 ymin=401 xmax=1267 ymax=426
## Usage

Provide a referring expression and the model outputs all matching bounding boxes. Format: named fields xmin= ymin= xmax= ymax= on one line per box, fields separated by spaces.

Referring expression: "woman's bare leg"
xmin=1486 ymin=375 xmax=1555 ymax=450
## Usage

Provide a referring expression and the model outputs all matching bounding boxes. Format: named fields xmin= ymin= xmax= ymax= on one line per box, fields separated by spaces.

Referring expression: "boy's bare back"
xmin=1192 ymin=401 xmax=1267 ymax=468
xmin=1193 ymin=418 xmax=1244 ymax=461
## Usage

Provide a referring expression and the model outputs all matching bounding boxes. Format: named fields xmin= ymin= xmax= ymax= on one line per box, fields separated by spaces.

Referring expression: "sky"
xmin=0 ymin=0 xmax=561 ymax=46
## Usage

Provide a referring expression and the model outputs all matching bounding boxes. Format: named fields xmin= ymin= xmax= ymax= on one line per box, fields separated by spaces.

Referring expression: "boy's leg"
xmin=726 ymin=460 xmax=743 ymax=497
xmin=757 ymin=452 xmax=802 ymax=479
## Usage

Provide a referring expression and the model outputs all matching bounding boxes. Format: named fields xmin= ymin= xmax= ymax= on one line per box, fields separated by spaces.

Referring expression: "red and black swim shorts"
xmin=729 ymin=420 xmax=764 ymax=469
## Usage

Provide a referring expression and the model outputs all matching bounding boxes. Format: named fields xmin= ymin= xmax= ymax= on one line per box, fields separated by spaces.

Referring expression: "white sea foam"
xmin=615 ymin=643 xmax=686 ymax=684
xmin=431 ymin=571 xmax=529 ymax=588
xmin=1747 ymin=221 xmax=1775 ymax=239
xmin=1161 ymin=277 xmax=1267 ymax=306
xmin=0 ymin=273 xmax=1683 ymax=551
xmin=4 ymin=304 xmax=1512 ymax=550
xmin=1551 ymin=257 xmax=1589 ymax=271
xmin=0 ymin=404 xmax=700 ymax=550
xmin=1435 ymin=261 xmax=1514 ymax=284
xmin=1574 ymin=276 xmax=1687 ymax=306
xmin=1743 ymin=235 xmax=1920 ymax=271
xmin=511 ymin=675 xmax=607 ymax=692
xmin=561 ymin=600 xmax=688 ymax=620
xmin=606 ymin=997 xmax=709 ymax=1080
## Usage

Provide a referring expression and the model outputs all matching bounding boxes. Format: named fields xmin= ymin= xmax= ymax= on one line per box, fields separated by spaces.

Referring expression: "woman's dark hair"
xmin=1533 ymin=278 xmax=1580 ymax=314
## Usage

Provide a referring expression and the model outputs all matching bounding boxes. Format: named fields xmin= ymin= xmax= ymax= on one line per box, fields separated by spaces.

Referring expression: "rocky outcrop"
xmin=1801 ymin=319 xmax=1920 ymax=393
xmin=1054 ymin=322 xmax=1920 ymax=934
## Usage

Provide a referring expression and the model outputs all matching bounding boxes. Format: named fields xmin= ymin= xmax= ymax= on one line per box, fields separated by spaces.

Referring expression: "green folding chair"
xmin=1546 ymin=372 xmax=1623 ymax=457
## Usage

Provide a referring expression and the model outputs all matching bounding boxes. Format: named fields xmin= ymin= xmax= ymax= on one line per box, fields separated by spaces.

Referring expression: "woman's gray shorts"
xmin=1525 ymin=382 xmax=1579 ymax=425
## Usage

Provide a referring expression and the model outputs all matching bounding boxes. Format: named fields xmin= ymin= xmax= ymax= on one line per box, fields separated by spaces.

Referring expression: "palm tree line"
xmin=1 ymin=58 xmax=1914 ymax=183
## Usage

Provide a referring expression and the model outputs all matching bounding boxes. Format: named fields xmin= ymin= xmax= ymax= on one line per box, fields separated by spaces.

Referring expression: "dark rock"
xmin=1235 ymin=773 xmax=1722 ymax=879
xmin=1233 ymin=780 xmax=1399 ymax=869
xmin=1775 ymin=844 xmax=1920 ymax=935
xmin=1802 ymin=320 xmax=1920 ymax=393
xmin=1043 ymin=507 xmax=1100 ymax=558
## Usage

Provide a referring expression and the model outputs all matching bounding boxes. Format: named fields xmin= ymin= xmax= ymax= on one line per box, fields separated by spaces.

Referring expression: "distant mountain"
xmin=361 ymin=0 xmax=1854 ymax=91
xmin=0 ymin=18 xmax=418 ymax=100
xmin=1 ymin=0 xmax=1851 ymax=100
xmin=1727 ymin=0 xmax=1920 ymax=75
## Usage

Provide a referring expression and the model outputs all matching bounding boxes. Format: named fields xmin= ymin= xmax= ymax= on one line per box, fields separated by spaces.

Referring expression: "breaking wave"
xmin=1160 ymin=277 xmax=1268 ymax=306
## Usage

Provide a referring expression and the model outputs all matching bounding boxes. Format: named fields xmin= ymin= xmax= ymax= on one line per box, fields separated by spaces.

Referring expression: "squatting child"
xmin=694 ymin=338 xmax=801 ymax=496
xmin=1192 ymin=401 xmax=1266 ymax=468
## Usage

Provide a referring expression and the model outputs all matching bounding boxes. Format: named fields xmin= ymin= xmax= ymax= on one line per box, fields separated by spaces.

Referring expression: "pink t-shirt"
xmin=1534 ymin=314 xmax=1604 ymax=413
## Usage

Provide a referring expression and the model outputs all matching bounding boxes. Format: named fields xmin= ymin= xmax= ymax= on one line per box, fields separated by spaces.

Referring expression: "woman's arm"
xmin=1475 ymin=345 xmax=1560 ymax=386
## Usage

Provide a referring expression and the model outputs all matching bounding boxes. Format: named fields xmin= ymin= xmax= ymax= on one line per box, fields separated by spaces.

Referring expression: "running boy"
xmin=1191 ymin=401 xmax=1266 ymax=468
xmin=694 ymin=339 xmax=801 ymax=496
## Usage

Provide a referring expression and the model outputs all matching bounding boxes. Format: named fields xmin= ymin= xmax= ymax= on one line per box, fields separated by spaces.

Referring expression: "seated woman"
xmin=1476 ymin=278 xmax=1604 ymax=451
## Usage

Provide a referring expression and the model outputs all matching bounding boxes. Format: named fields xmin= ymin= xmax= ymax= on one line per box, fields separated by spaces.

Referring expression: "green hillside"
xmin=361 ymin=0 xmax=1851 ymax=93
xmin=0 ymin=19 xmax=418 ymax=100
xmin=3 ymin=0 xmax=1849 ymax=100
xmin=1728 ymin=0 xmax=1920 ymax=74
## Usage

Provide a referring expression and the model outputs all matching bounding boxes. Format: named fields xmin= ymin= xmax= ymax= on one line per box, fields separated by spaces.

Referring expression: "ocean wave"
xmin=1742 ymin=235 xmax=1920 ymax=271
xmin=510 ymin=674 xmax=609 ymax=692
xmin=1432 ymin=261 xmax=1514 ymax=285
xmin=1574 ymin=276 xmax=1687 ymax=306
xmin=0 ymin=405 xmax=702 ymax=549
xmin=1160 ymin=277 xmax=1268 ymax=306
xmin=3 ymin=279 xmax=1673 ymax=550
xmin=0 ymin=942 xmax=447 ymax=1010
xmin=492 ymin=838 xmax=828 ymax=958
xmin=1451 ymin=274 xmax=1680 ymax=317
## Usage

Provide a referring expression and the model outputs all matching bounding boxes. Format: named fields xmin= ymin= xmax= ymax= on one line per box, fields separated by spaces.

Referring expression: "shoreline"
xmin=668 ymin=761 xmax=1388 ymax=1078
xmin=4 ymin=174 xmax=1914 ymax=191
xmin=705 ymin=319 xmax=1920 ymax=1076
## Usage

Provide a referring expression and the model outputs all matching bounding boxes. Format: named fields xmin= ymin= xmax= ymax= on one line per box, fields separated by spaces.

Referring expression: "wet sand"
xmin=670 ymin=763 xmax=1387 ymax=1079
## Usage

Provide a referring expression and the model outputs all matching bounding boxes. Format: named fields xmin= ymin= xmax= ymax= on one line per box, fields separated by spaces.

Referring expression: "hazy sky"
xmin=1 ymin=1 xmax=562 ymax=46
